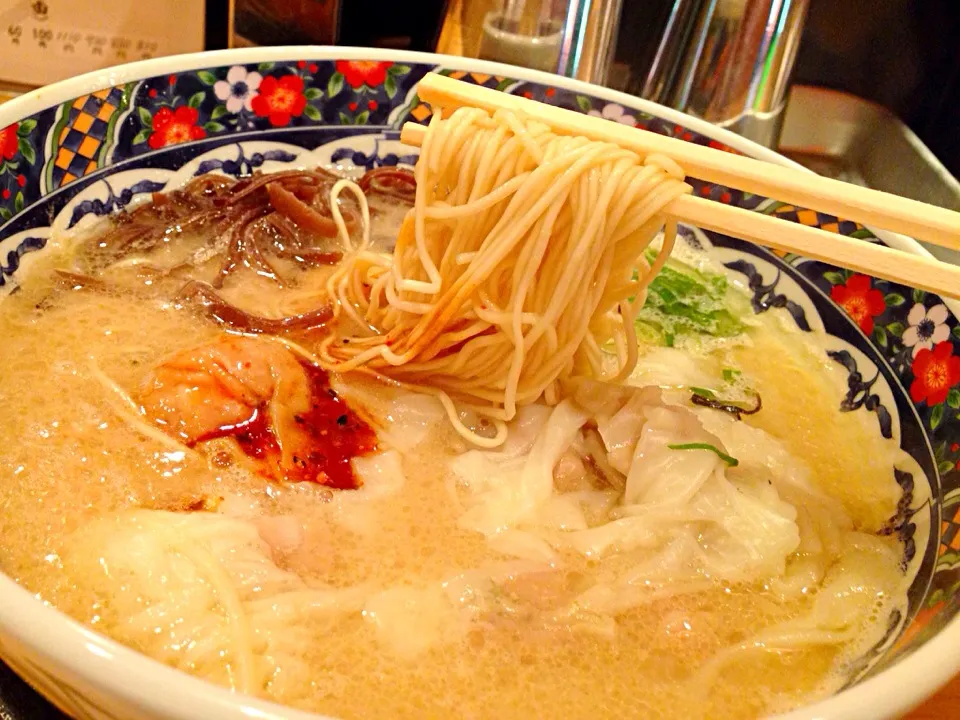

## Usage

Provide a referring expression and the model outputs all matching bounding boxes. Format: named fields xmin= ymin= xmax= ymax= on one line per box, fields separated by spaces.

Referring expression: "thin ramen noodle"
xmin=320 ymin=108 xmax=690 ymax=444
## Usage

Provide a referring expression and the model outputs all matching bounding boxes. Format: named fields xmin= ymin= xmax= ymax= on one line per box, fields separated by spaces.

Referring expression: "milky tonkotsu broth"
xmin=0 ymin=203 xmax=913 ymax=717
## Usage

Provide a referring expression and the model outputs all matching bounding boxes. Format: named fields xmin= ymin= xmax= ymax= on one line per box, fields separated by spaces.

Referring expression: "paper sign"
xmin=0 ymin=0 xmax=206 ymax=87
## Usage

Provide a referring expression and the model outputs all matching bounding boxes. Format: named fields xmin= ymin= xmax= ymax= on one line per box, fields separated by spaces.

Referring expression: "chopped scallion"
xmin=667 ymin=442 xmax=739 ymax=467
xmin=722 ymin=368 xmax=742 ymax=383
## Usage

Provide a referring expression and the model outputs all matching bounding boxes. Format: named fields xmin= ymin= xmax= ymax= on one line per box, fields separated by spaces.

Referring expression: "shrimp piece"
xmin=137 ymin=335 xmax=313 ymax=477
xmin=137 ymin=334 xmax=378 ymax=487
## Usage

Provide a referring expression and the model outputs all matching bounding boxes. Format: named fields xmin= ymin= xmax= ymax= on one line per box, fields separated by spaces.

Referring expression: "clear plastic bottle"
xmin=437 ymin=0 xmax=621 ymax=83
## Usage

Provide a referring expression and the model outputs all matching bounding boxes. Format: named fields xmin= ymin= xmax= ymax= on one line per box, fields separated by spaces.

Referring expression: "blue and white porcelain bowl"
xmin=0 ymin=48 xmax=958 ymax=720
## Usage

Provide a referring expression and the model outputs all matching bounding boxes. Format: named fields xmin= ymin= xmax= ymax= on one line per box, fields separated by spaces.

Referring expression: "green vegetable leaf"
xmin=304 ymin=86 xmax=322 ymax=100
xmin=690 ymin=387 xmax=717 ymax=400
xmin=137 ymin=106 xmax=153 ymax=129
xmin=634 ymin=252 xmax=744 ymax=346
xmin=13 ymin=191 xmax=23 ymax=213
xmin=823 ymin=271 xmax=846 ymax=285
xmin=874 ymin=326 xmax=888 ymax=348
xmin=885 ymin=293 xmax=906 ymax=308
xmin=16 ymin=119 xmax=36 ymax=136
xmin=948 ymin=388 xmax=960 ymax=410
xmin=257 ymin=62 xmax=275 ymax=73
xmin=668 ymin=443 xmax=739 ymax=467
xmin=936 ymin=441 xmax=948 ymax=460
xmin=722 ymin=368 xmax=742 ymax=383
xmin=132 ymin=129 xmax=150 ymax=145
xmin=17 ymin=137 xmax=34 ymax=165
xmin=632 ymin=320 xmax=664 ymax=346
xmin=886 ymin=322 xmax=905 ymax=337
xmin=188 ymin=91 xmax=205 ymax=109
xmin=203 ymin=121 xmax=225 ymax=133
xmin=931 ymin=403 xmax=945 ymax=431
xmin=575 ymin=96 xmax=592 ymax=113
xmin=384 ymin=73 xmax=398 ymax=99
xmin=939 ymin=460 xmax=956 ymax=476
xmin=210 ymin=104 xmax=229 ymax=120
xmin=327 ymin=72 xmax=344 ymax=98
xmin=303 ymin=104 xmax=322 ymax=121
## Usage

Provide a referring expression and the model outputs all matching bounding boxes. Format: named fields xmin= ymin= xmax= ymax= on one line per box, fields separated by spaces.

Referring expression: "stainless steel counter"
xmin=779 ymin=84 xmax=960 ymax=265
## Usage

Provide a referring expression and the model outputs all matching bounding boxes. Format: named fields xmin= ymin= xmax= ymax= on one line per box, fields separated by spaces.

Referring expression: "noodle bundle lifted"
xmin=320 ymin=108 xmax=691 ymax=443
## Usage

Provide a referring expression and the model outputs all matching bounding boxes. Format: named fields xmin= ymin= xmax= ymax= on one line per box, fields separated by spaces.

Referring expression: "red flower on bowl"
xmin=910 ymin=342 xmax=960 ymax=406
xmin=830 ymin=274 xmax=885 ymax=334
xmin=251 ymin=75 xmax=307 ymax=127
xmin=148 ymin=107 xmax=206 ymax=149
xmin=0 ymin=123 xmax=19 ymax=160
xmin=335 ymin=60 xmax=393 ymax=89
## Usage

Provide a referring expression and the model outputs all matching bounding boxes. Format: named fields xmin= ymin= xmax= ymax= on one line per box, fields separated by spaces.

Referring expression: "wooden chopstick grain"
xmin=412 ymin=73 xmax=960 ymax=252
xmin=400 ymin=120 xmax=960 ymax=300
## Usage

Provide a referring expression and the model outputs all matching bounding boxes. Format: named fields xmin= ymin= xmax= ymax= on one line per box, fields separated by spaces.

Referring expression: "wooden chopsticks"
xmin=399 ymin=73 xmax=960 ymax=301
xmin=410 ymin=73 xmax=960 ymax=251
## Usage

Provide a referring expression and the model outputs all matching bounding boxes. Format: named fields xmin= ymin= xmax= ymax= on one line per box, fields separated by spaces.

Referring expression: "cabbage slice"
xmin=60 ymin=506 xmax=371 ymax=694
xmin=444 ymin=379 xmax=860 ymax=619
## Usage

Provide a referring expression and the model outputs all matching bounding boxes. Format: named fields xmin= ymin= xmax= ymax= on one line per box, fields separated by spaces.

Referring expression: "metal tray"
xmin=778 ymin=84 xmax=960 ymax=265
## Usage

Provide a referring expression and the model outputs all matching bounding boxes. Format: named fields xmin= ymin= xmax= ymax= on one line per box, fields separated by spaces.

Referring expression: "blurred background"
xmin=0 ymin=0 xmax=956 ymax=217
xmin=0 ymin=3 xmax=955 ymax=239
xmin=0 ymin=0 xmax=957 ymax=198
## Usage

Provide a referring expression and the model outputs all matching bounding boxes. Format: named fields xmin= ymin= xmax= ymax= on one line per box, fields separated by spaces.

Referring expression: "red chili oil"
xmin=198 ymin=362 xmax=377 ymax=489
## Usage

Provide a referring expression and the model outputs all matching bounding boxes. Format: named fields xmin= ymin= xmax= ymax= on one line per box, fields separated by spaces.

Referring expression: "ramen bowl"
xmin=0 ymin=48 xmax=957 ymax=720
